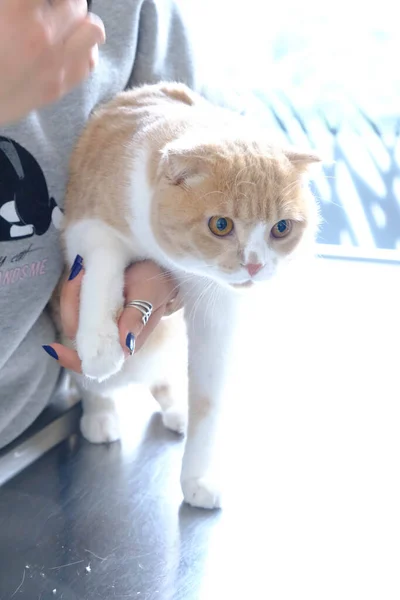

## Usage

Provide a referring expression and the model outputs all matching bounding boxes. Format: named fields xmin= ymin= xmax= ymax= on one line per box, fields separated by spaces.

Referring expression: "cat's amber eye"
xmin=208 ymin=216 xmax=234 ymax=237
xmin=271 ymin=219 xmax=293 ymax=239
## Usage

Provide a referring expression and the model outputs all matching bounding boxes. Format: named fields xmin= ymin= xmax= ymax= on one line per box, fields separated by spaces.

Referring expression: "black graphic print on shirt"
xmin=0 ymin=136 xmax=62 ymax=242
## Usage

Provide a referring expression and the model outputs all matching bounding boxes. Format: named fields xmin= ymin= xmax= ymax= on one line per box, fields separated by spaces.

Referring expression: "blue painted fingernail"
xmin=125 ymin=333 xmax=135 ymax=355
xmin=68 ymin=255 xmax=83 ymax=281
xmin=42 ymin=345 xmax=59 ymax=360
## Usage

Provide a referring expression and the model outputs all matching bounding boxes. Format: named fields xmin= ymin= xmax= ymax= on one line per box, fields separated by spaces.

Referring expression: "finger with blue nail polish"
xmin=68 ymin=254 xmax=83 ymax=281
xmin=42 ymin=345 xmax=59 ymax=360
xmin=41 ymin=343 xmax=82 ymax=374
xmin=125 ymin=332 xmax=135 ymax=355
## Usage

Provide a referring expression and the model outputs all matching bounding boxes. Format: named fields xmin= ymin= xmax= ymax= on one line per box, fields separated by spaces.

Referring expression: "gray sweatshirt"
xmin=0 ymin=0 xmax=197 ymax=449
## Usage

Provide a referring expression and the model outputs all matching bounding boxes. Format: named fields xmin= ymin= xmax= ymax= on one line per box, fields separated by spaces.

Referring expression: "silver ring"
xmin=124 ymin=300 xmax=153 ymax=325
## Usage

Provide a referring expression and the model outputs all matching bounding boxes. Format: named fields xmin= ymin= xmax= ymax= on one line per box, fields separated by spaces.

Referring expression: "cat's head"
xmin=151 ymin=131 xmax=320 ymax=288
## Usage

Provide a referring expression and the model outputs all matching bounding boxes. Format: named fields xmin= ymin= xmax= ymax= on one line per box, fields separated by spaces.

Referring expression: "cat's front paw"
xmin=80 ymin=412 xmax=121 ymax=444
xmin=77 ymin=324 xmax=124 ymax=382
xmin=181 ymin=477 xmax=222 ymax=509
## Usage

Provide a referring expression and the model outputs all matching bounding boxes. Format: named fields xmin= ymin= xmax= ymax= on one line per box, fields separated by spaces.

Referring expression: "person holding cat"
xmin=0 ymin=0 xmax=194 ymax=449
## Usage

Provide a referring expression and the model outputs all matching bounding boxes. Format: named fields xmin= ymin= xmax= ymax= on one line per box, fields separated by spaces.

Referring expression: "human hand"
xmin=0 ymin=0 xmax=105 ymax=125
xmin=43 ymin=259 xmax=180 ymax=373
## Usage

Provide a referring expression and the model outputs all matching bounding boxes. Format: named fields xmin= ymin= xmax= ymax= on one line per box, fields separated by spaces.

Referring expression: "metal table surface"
xmin=0 ymin=410 xmax=225 ymax=600
xmin=0 ymin=258 xmax=399 ymax=600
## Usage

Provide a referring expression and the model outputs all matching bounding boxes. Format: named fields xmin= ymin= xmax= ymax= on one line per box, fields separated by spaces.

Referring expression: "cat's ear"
xmin=160 ymin=141 xmax=210 ymax=187
xmin=284 ymin=149 xmax=322 ymax=170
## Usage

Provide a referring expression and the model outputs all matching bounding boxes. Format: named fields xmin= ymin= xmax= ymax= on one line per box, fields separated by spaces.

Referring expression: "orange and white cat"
xmin=63 ymin=83 xmax=320 ymax=509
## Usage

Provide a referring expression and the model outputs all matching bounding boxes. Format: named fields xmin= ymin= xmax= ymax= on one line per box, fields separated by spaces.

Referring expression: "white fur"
xmin=80 ymin=394 xmax=121 ymax=444
xmin=243 ymin=223 xmax=279 ymax=281
xmin=244 ymin=222 xmax=267 ymax=265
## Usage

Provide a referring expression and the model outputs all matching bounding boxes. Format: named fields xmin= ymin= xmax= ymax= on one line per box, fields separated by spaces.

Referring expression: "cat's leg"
xmin=152 ymin=379 xmax=187 ymax=435
xmin=61 ymin=330 xmax=122 ymax=444
xmin=65 ymin=220 xmax=131 ymax=381
xmin=151 ymin=315 xmax=188 ymax=434
xmin=151 ymin=315 xmax=187 ymax=433
xmin=180 ymin=281 xmax=237 ymax=509
xmin=80 ymin=387 xmax=121 ymax=444
xmin=126 ymin=313 xmax=188 ymax=434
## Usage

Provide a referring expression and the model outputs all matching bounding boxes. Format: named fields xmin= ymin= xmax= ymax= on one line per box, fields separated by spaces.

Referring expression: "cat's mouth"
xmin=230 ymin=280 xmax=254 ymax=289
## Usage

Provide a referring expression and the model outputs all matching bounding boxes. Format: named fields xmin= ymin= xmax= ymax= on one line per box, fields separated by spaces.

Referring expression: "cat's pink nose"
xmin=246 ymin=263 xmax=263 ymax=277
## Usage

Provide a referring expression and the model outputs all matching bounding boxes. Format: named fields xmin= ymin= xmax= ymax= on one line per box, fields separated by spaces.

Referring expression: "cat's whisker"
xmin=235 ymin=180 xmax=256 ymax=188
xmin=280 ymin=179 xmax=300 ymax=201
xmin=180 ymin=153 xmax=210 ymax=162
xmin=176 ymin=286 xmax=196 ymax=310
xmin=233 ymin=166 xmax=247 ymax=192
xmin=198 ymin=190 xmax=226 ymax=202
xmin=176 ymin=273 xmax=201 ymax=292
xmin=237 ymin=191 xmax=251 ymax=202
xmin=278 ymin=180 xmax=305 ymax=212
xmin=188 ymin=285 xmax=206 ymax=324
xmin=169 ymin=278 xmax=196 ymax=305
xmin=145 ymin=269 xmax=197 ymax=287
xmin=144 ymin=271 xmax=174 ymax=283
xmin=197 ymin=281 xmax=215 ymax=327
xmin=203 ymin=281 xmax=218 ymax=328
xmin=189 ymin=280 xmax=214 ymax=325
xmin=166 ymin=281 xmax=183 ymax=303
xmin=208 ymin=284 xmax=220 ymax=328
